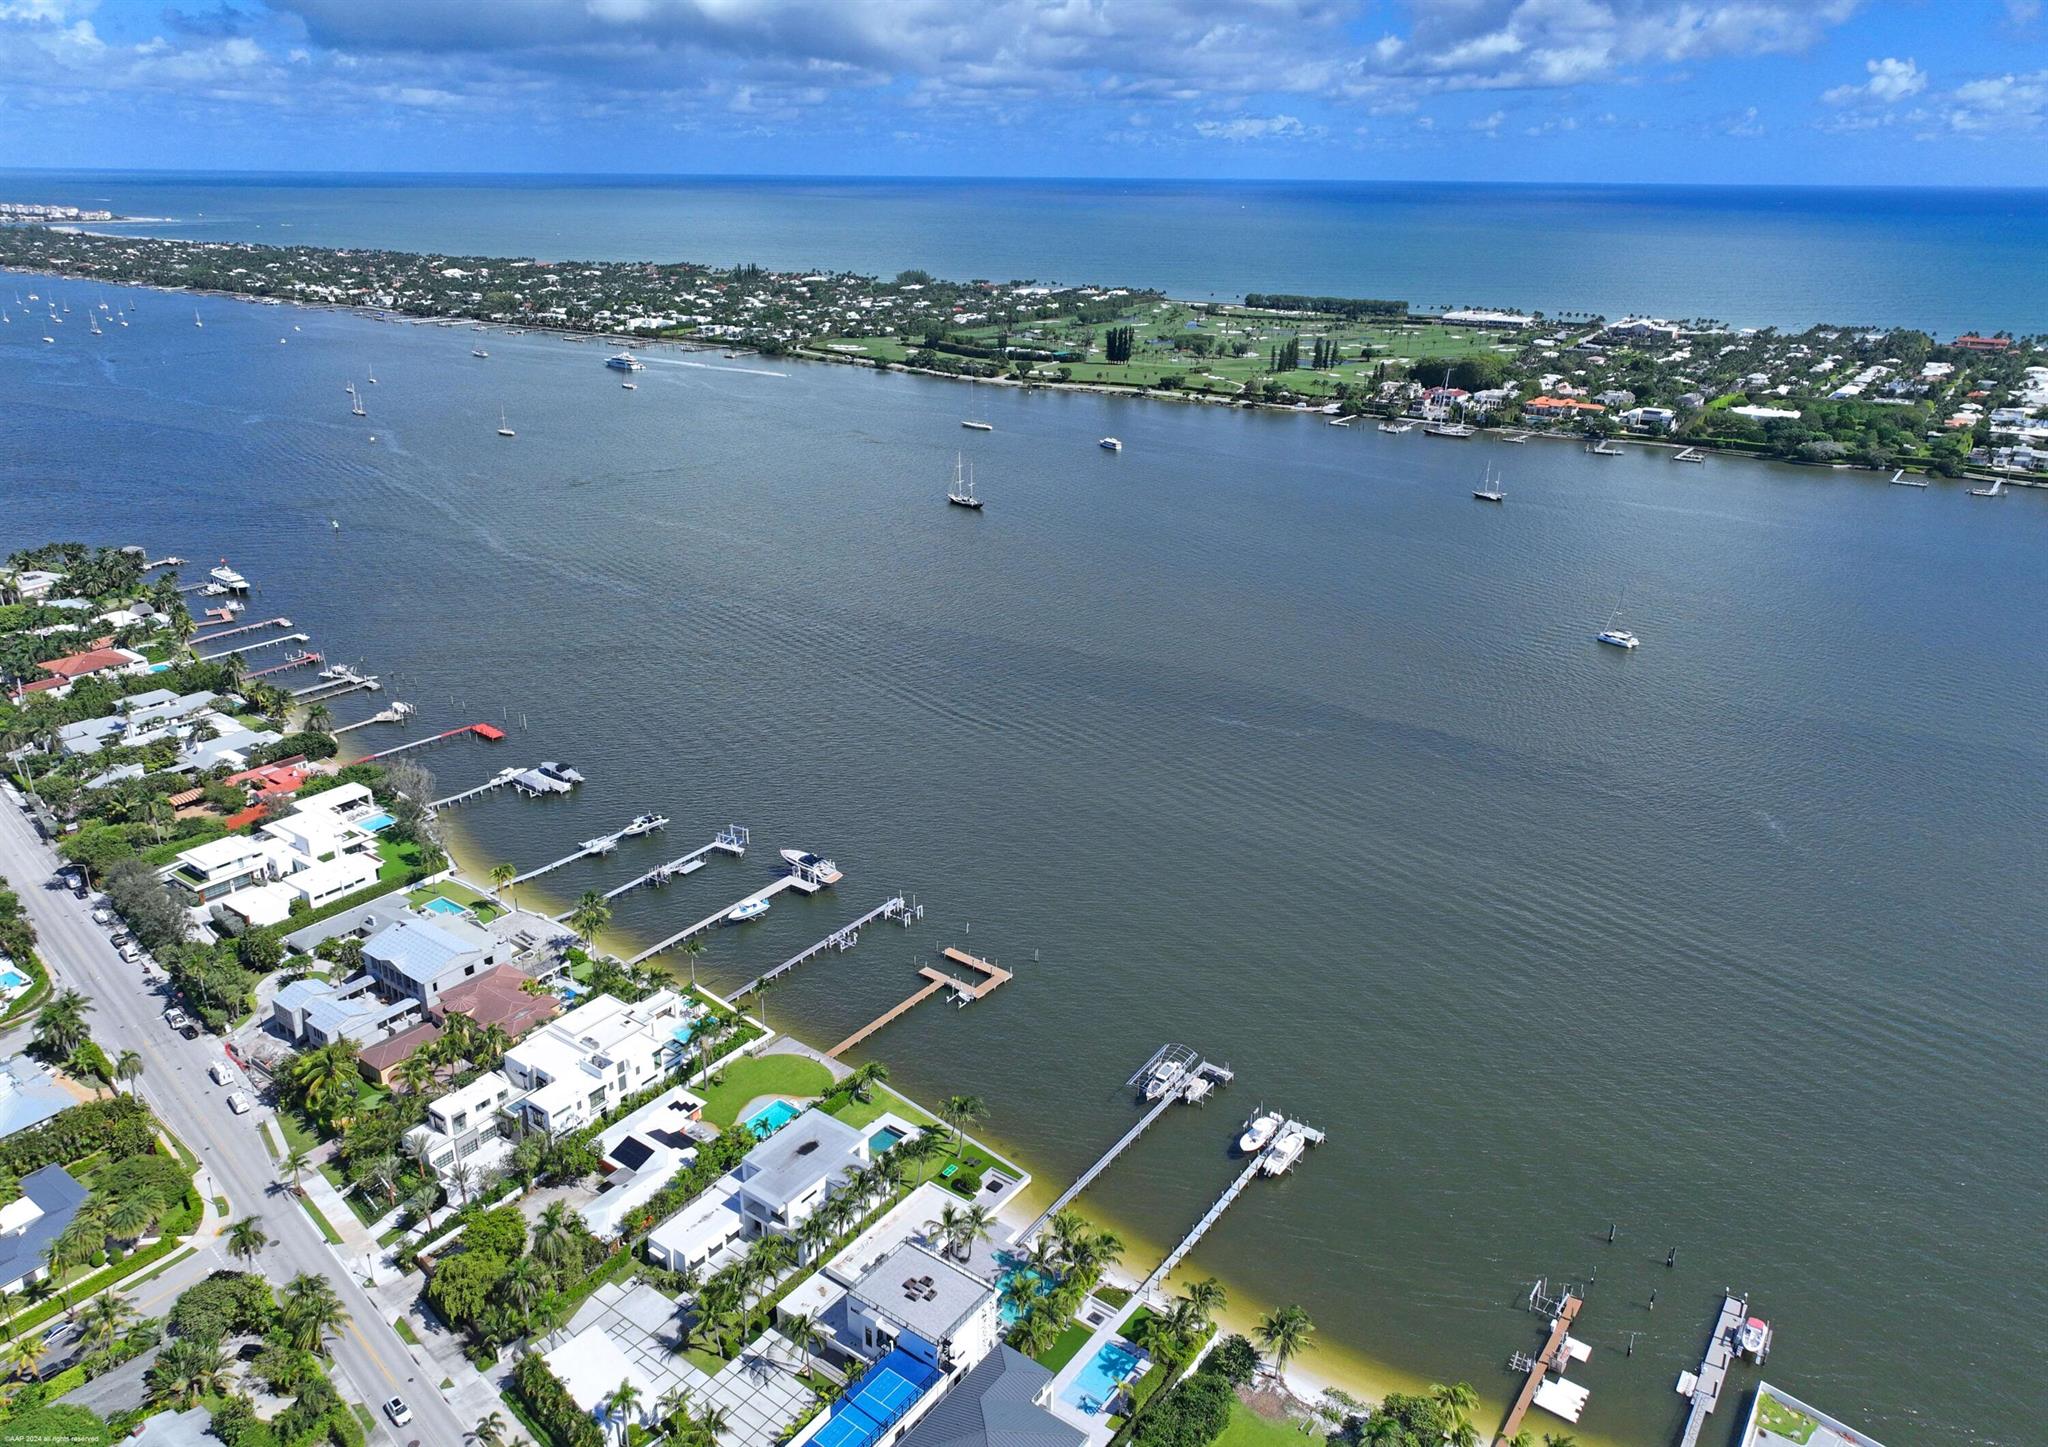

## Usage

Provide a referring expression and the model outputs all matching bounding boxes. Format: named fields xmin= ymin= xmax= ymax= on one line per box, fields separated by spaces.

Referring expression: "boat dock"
xmin=331 ymin=702 xmax=414 ymax=735
xmin=600 ymin=827 xmax=750 ymax=900
xmin=199 ymin=630 xmax=310 ymax=661
xmin=626 ymin=878 xmax=799 ymax=961
xmin=1020 ymin=1043 xmax=1237 ymax=1244
xmin=1969 ymin=478 xmax=2006 ymax=497
xmin=1675 ymin=1294 xmax=1747 ymax=1447
xmin=733 ymin=895 xmax=922 ymax=999
xmin=290 ymin=669 xmax=379 ymax=700
xmin=357 ymin=722 xmax=507 ymax=762
xmin=1589 ymin=440 xmax=1625 ymax=456
xmin=429 ymin=766 xmax=524 ymax=811
xmin=1891 ymin=468 xmax=1929 ymax=487
xmin=1495 ymin=1286 xmax=1587 ymax=1447
xmin=191 ymin=615 xmax=289 ymax=643
xmin=518 ymin=817 xmax=668 ymax=889
xmin=823 ymin=947 xmax=1011 ymax=1059
xmin=246 ymin=651 xmax=321 ymax=678
xmin=1674 ymin=447 xmax=1705 ymax=463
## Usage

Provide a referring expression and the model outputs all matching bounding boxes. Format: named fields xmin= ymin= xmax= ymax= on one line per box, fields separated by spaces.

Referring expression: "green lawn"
xmin=698 ymin=1054 xmax=836 ymax=1129
xmin=1034 ymin=1321 xmax=1094 ymax=1373
xmin=1216 ymin=1400 xmax=1324 ymax=1445
xmin=409 ymin=879 xmax=491 ymax=909
xmin=824 ymin=1084 xmax=1022 ymax=1184
xmin=275 ymin=1102 xmax=326 ymax=1157
xmin=298 ymin=1194 xmax=343 ymax=1245
xmin=375 ymin=838 xmax=426 ymax=883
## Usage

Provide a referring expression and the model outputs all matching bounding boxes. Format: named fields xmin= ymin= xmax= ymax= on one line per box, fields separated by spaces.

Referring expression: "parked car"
xmin=118 ymin=943 xmax=141 ymax=964
xmin=90 ymin=907 xmax=113 ymax=927
xmin=382 ymin=1398 xmax=411 ymax=1427
xmin=163 ymin=1007 xmax=188 ymax=1030
xmin=225 ymin=1092 xmax=252 ymax=1115
xmin=208 ymin=1061 xmax=235 ymax=1087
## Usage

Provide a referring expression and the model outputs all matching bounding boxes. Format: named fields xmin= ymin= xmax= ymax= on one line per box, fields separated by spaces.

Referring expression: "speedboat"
xmin=1237 ymin=1110 xmax=1282 ymax=1154
xmin=580 ymin=835 xmax=619 ymax=855
xmin=1181 ymin=1075 xmax=1212 ymax=1104
xmin=1099 ymin=437 xmax=1122 ymax=452
xmin=1596 ymin=629 xmax=1640 ymax=649
xmin=779 ymin=849 xmax=843 ymax=885
xmin=472 ymin=347 xmax=489 ymax=358
xmin=621 ymin=381 xmax=637 ymax=390
xmin=1259 ymin=1126 xmax=1306 ymax=1176
xmin=606 ymin=352 xmax=645 ymax=371
xmin=960 ymin=420 xmax=993 ymax=431
xmin=624 ymin=812 xmax=669 ymax=836
xmin=535 ymin=761 xmax=584 ymax=785
xmin=725 ymin=898 xmax=771 ymax=924
xmin=1738 ymin=1316 xmax=1772 ymax=1362
xmin=1141 ymin=1061 xmax=1183 ymax=1102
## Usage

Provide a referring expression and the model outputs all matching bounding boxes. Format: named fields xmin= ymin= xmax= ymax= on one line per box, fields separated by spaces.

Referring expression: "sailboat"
xmin=351 ymin=389 xmax=366 ymax=418
xmin=1425 ymin=366 xmax=1476 ymax=438
xmin=193 ymin=309 xmax=202 ymax=328
xmin=1473 ymin=463 xmax=1504 ymax=503
xmin=1596 ymin=594 xmax=1639 ymax=649
xmin=946 ymin=454 xmax=984 ymax=509
xmin=496 ymin=406 xmax=516 ymax=438
xmin=366 ymin=366 xmax=377 ymax=384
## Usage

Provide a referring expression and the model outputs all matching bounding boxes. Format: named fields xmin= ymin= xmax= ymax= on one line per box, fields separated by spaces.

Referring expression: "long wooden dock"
xmin=357 ymin=722 xmax=506 ymax=762
xmin=1676 ymin=1294 xmax=1746 ymax=1447
xmin=598 ymin=833 xmax=742 ymax=901
xmin=1495 ymin=1293 xmax=1584 ymax=1446
xmin=246 ymin=651 xmax=321 ymax=678
xmin=191 ymin=614 xmax=289 ymax=643
xmin=428 ymin=767 xmax=524 ymax=811
xmin=626 ymin=876 xmax=797 ymax=964
xmin=200 ymin=631 xmax=309 ymax=661
xmin=733 ymin=896 xmax=919 ymax=999
xmin=514 ymin=817 xmax=662 ymax=888
xmin=290 ymin=669 xmax=378 ymax=700
xmin=823 ymin=947 xmax=1010 ymax=1058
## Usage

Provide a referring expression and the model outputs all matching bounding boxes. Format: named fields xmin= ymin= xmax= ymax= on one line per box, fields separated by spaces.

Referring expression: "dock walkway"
xmin=247 ymin=651 xmax=320 ymax=678
xmin=597 ymin=832 xmax=745 ymax=901
xmin=1495 ymin=1294 xmax=1584 ymax=1446
xmin=733 ymin=896 xmax=918 ymax=999
xmin=429 ymin=767 xmax=524 ymax=811
xmin=357 ymin=723 xmax=505 ymax=762
xmin=625 ymin=870 xmax=789 ymax=965
xmin=823 ymin=947 xmax=1010 ymax=1058
xmin=1676 ymin=1295 xmax=1746 ymax=1447
xmin=200 ymin=631 xmax=309 ymax=661
xmin=513 ymin=817 xmax=662 ymax=888
xmin=191 ymin=614 xmax=289 ymax=643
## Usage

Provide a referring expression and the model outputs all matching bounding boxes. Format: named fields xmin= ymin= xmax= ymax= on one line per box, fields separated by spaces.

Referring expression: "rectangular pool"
xmin=357 ymin=811 xmax=397 ymax=832
xmin=420 ymin=896 xmax=468 ymax=918
xmin=0 ymin=970 xmax=27 ymax=990
xmin=1059 ymin=1340 xmax=1147 ymax=1416
xmin=868 ymin=1125 xmax=905 ymax=1154
xmin=745 ymin=1099 xmax=802 ymax=1136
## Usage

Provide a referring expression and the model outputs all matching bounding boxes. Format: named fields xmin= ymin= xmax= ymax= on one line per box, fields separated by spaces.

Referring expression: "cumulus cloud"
xmin=1823 ymin=55 xmax=1924 ymax=105
xmin=1942 ymin=69 xmax=2048 ymax=133
xmin=1192 ymin=113 xmax=1309 ymax=142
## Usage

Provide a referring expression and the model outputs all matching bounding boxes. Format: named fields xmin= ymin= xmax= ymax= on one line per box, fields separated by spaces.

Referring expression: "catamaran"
xmin=1473 ymin=463 xmax=1505 ymax=503
xmin=946 ymin=454 xmax=984 ymax=509
xmin=1596 ymin=595 xmax=1639 ymax=649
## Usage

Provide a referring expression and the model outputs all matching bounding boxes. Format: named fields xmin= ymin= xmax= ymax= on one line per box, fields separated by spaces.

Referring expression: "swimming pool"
xmin=1059 ymin=1340 xmax=1147 ymax=1416
xmin=868 ymin=1125 xmax=905 ymax=1155
xmin=420 ymin=896 xmax=468 ymax=918
xmin=995 ymin=1263 xmax=1047 ymax=1327
xmin=746 ymin=1099 xmax=803 ymax=1136
xmin=358 ymin=811 xmax=396 ymax=832
xmin=0 ymin=970 xmax=28 ymax=991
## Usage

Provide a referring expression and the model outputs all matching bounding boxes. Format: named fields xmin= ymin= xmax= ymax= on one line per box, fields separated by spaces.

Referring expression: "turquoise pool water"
xmin=996 ymin=1264 xmax=1047 ymax=1327
xmin=746 ymin=1098 xmax=802 ymax=1136
xmin=868 ymin=1125 xmax=905 ymax=1154
xmin=420 ymin=896 xmax=467 ymax=917
xmin=0 ymin=970 xmax=27 ymax=990
xmin=1060 ymin=1340 xmax=1147 ymax=1416
xmin=358 ymin=811 xmax=396 ymax=832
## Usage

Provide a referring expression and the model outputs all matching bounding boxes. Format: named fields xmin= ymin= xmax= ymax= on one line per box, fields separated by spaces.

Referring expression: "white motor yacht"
xmin=1237 ymin=1110 xmax=1282 ymax=1154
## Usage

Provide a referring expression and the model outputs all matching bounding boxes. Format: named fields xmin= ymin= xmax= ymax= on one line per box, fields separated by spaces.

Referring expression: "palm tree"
xmin=938 ymin=1094 xmax=985 ymax=1154
xmin=31 ymin=989 xmax=92 ymax=1061
xmin=470 ymin=1410 xmax=510 ymax=1447
xmin=1433 ymin=1381 xmax=1480 ymax=1438
xmin=103 ymin=1187 xmax=163 ymax=1243
xmin=488 ymin=861 xmax=517 ymax=908
xmin=147 ymin=1336 xmax=227 ymax=1407
xmin=446 ymin=1159 xmax=475 ymax=1206
xmin=678 ymin=934 xmax=705 ymax=990
xmin=1256 ymin=1304 xmax=1316 ymax=1378
xmin=395 ymin=1051 xmax=437 ymax=1095
xmin=569 ymin=891 xmax=611 ymax=955
xmin=278 ymin=1148 xmax=311 ymax=1198
xmin=603 ymin=1377 xmax=642 ymax=1445
xmin=693 ymin=1404 xmax=730 ymax=1443
xmin=896 ymin=1128 xmax=943 ymax=1185
xmin=80 ymin=1291 xmax=137 ymax=1352
xmin=304 ymin=701 xmax=334 ymax=734
xmin=407 ymin=1179 xmax=443 ymax=1234
xmin=282 ymin=1272 xmax=350 ymax=1355
xmin=652 ymin=1386 xmax=692 ymax=1441
xmin=114 ymin=1049 xmax=144 ymax=1099
xmin=227 ymin=1215 xmax=269 ymax=1268
xmin=848 ymin=1060 xmax=888 ymax=1102
xmin=533 ymin=1200 xmax=576 ymax=1269
xmin=3 ymin=1331 xmax=44 ymax=1385
xmin=1179 ymin=1276 xmax=1227 ymax=1332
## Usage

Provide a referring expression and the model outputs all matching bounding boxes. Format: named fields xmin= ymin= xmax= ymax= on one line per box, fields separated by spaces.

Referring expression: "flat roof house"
xmin=363 ymin=914 xmax=501 ymax=1008
xmin=846 ymin=1241 xmax=1000 ymax=1378
xmin=501 ymin=990 xmax=691 ymax=1137
xmin=735 ymin=1110 xmax=869 ymax=1240
xmin=404 ymin=1070 xmax=526 ymax=1197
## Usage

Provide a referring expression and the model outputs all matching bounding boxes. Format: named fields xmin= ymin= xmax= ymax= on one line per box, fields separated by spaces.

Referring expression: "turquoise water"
xmin=867 ymin=1125 xmax=905 ymax=1154
xmin=419 ymin=895 xmax=465 ymax=917
xmin=1061 ymin=1339 xmax=1147 ymax=1415
xmin=6 ymin=170 xmax=2048 ymax=333
xmin=5 ymin=286 xmax=2044 ymax=1445
xmin=0 ymin=971 xmax=28 ymax=990
xmin=745 ymin=1099 xmax=802 ymax=1136
xmin=996 ymin=1264 xmax=1046 ymax=1328
xmin=358 ymin=810 xmax=396 ymax=832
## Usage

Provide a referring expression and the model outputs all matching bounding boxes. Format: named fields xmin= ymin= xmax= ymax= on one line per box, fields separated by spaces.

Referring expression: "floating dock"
xmin=357 ymin=722 xmax=506 ymax=762
xmin=1495 ymin=1286 xmax=1586 ymax=1446
xmin=1021 ymin=1044 xmax=1237 ymax=1244
xmin=599 ymin=827 xmax=749 ymax=900
xmin=732 ymin=895 xmax=921 ymax=999
xmin=1675 ymin=1294 xmax=1747 ymax=1447
xmin=824 ymin=946 xmax=1010 ymax=1059
xmin=190 ymin=614 xmax=290 ymax=643
xmin=1674 ymin=447 xmax=1705 ymax=463
xmin=246 ymin=650 xmax=321 ymax=678
xmin=199 ymin=630 xmax=310 ymax=661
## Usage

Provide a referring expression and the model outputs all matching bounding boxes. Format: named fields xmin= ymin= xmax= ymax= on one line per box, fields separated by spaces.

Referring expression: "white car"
xmin=117 ymin=942 xmax=141 ymax=963
xmin=383 ymin=1397 xmax=411 ymax=1426
xmin=208 ymin=1061 xmax=235 ymax=1087
xmin=225 ymin=1092 xmax=252 ymax=1115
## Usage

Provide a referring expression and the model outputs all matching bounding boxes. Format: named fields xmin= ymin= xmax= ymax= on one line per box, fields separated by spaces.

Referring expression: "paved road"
xmin=0 ymin=788 xmax=470 ymax=1447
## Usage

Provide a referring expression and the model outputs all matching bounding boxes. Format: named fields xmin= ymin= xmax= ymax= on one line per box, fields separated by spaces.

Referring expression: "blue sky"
xmin=4 ymin=1 xmax=2046 ymax=184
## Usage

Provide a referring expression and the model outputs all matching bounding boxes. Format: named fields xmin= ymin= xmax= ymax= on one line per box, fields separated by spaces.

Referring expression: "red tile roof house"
xmin=357 ymin=1020 xmax=444 ymax=1087
xmin=17 ymin=646 xmax=151 ymax=699
xmin=432 ymin=963 xmax=560 ymax=1038
xmin=1523 ymin=396 xmax=1608 ymax=418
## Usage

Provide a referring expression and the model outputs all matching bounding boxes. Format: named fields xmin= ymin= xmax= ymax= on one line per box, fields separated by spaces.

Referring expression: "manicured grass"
xmin=276 ymin=1102 xmax=325 ymax=1157
xmin=125 ymin=1245 xmax=197 ymax=1287
xmin=298 ymin=1194 xmax=344 ymax=1245
xmin=825 ymin=1084 xmax=1022 ymax=1182
xmin=1034 ymin=1321 xmax=1095 ymax=1373
xmin=408 ymin=879 xmax=490 ymax=909
xmin=258 ymin=1121 xmax=280 ymax=1159
xmin=392 ymin=1316 xmax=421 ymax=1346
xmin=696 ymin=1054 xmax=835 ymax=1129
xmin=1216 ymin=1399 xmax=1323 ymax=1446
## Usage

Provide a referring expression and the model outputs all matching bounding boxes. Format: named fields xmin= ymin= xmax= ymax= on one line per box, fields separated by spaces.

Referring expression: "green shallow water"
xmin=5 ymin=287 xmax=2044 ymax=1446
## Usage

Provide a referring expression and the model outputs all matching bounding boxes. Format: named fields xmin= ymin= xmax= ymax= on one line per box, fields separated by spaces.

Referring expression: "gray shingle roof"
xmin=0 ymin=1165 xmax=87 ymax=1291
xmin=897 ymin=1345 xmax=1083 ymax=1447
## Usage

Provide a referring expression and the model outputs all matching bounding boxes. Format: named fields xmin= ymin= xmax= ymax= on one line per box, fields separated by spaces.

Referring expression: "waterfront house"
xmin=432 ymin=961 xmax=558 ymax=1037
xmin=580 ymin=1083 xmax=707 ymax=1239
xmin=163 ymin=799 xmax=381 ymax=932
xmin=734 ymin=1109 xmax=870 ymax=1240
xmin=501 ymin=990 xmax=692 ymax=1136
xmin=895 ymin=1346 xmax=1082 ymax=1447
xmin=362 ymin=914 xmax=501 ymax=1009
xmin=644 ymin=1175 xmax=747 ymax=1274
xmin=34 ymin=645 xmax=148 ymax=686
xmin=1523 ymin=395 xmax=1607 ymax=419
xmin=405 ymin=1070 xmax=528 ymax=1199
xmin=0 ymin=1166 xmax=87 ymax=1296
xmin=846 ymin=1240 xmax=1001 ymax=1375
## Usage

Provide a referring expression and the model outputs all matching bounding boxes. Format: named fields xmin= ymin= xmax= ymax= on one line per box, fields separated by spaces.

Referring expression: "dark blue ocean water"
xmin=6 ymin=170 xmax=2048 ymax=336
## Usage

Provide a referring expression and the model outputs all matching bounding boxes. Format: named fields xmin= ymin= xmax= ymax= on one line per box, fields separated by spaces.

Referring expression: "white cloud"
xmin=1823 ymin=55 xmax=1924 ymax=105
xmin=1942 ymin=69 xmax=2048 ymax=133
xmin=1470 ymin=109 xmax=1505 ymax=134
xmin=1192 ymin=113 xmax=1308 ymax=142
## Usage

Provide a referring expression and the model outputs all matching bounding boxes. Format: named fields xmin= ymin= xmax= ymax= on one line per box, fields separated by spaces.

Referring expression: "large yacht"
xmin=605 ymin=352 xmax=645 ymax=371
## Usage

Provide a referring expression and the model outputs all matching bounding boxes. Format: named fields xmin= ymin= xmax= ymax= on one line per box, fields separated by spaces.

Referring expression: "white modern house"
xmin=161 ymin=800 xmax=381 ymax=932
xmin=362 ymin=914 xmax=501 ymax=1008
xmin=734 ymin=1110 xmax=869 ymax=1239
xmin=846 ymin=1240 xmax=1002 ymax=1377
xmin=404 ymin=1071 xmax=527 ymax=1196
xmin=501 ymin=990 xmax=695 ymax=1137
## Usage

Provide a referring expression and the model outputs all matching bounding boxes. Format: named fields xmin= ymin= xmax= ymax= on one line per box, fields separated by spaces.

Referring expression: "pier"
xmin=1969 ymin=477 xmax=2006 ymax=497
xmin=516 ymin=816 xmax=667 ymax=889
xmin=733 ymin=895 xmax=922 ymax=999
xmin=246 ymin=651 xmax=321 ymax=678
xmin=599 ymin=828 xmax=751 ymax=900
xmin=331 ymin=702 xmax=414 ymax=735
xmin=1495 ymin=1286 xmax=1586 ymax=1447
xmin=1674 ymin=447 xmax=1705 ymax=463
xmin=191 ymin=614 xmax=289 ymax=643
xmin=290 ymin=669 xmax=379 ymax=701
xmin=429 ymin=766 xmax=524 ymax=811
xmin=198 ymin=630 xmax=309 ymax=661
xmin=823 ymin=946 xmax=1012 ymax=1059
xmin=1020 ymin=1044 xmax=1235 ymax=1244
xmin=1675 ymin=1294 xmax=1746 ymax=1447
xmin=357 ymin=722 xmax=507 ymax=762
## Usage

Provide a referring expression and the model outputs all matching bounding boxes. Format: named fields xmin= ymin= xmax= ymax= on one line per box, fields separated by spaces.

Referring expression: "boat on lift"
xmin=623 ymin=812 xmax=669 ymax=837
xmin=779 ymin=849 xmax=844 ymax=885
xmin=1737 ymin=1316 xmax=1773 ymax=1363
xmin=725 ymin=897 xmax=772 ymax=924
xmin=1181 ymin=1074 xmax=1213 ymax=1104
xmin=579 ymin=834 xmax=620 ymax=856
xmin=1140 ymin=1059 xmax=1184 ymax=1102
xmin=1237 ymin=1109 xmax=1282 ymax=1154
xmin=1260 ymin=1123 xmax=1307 ymax=1175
